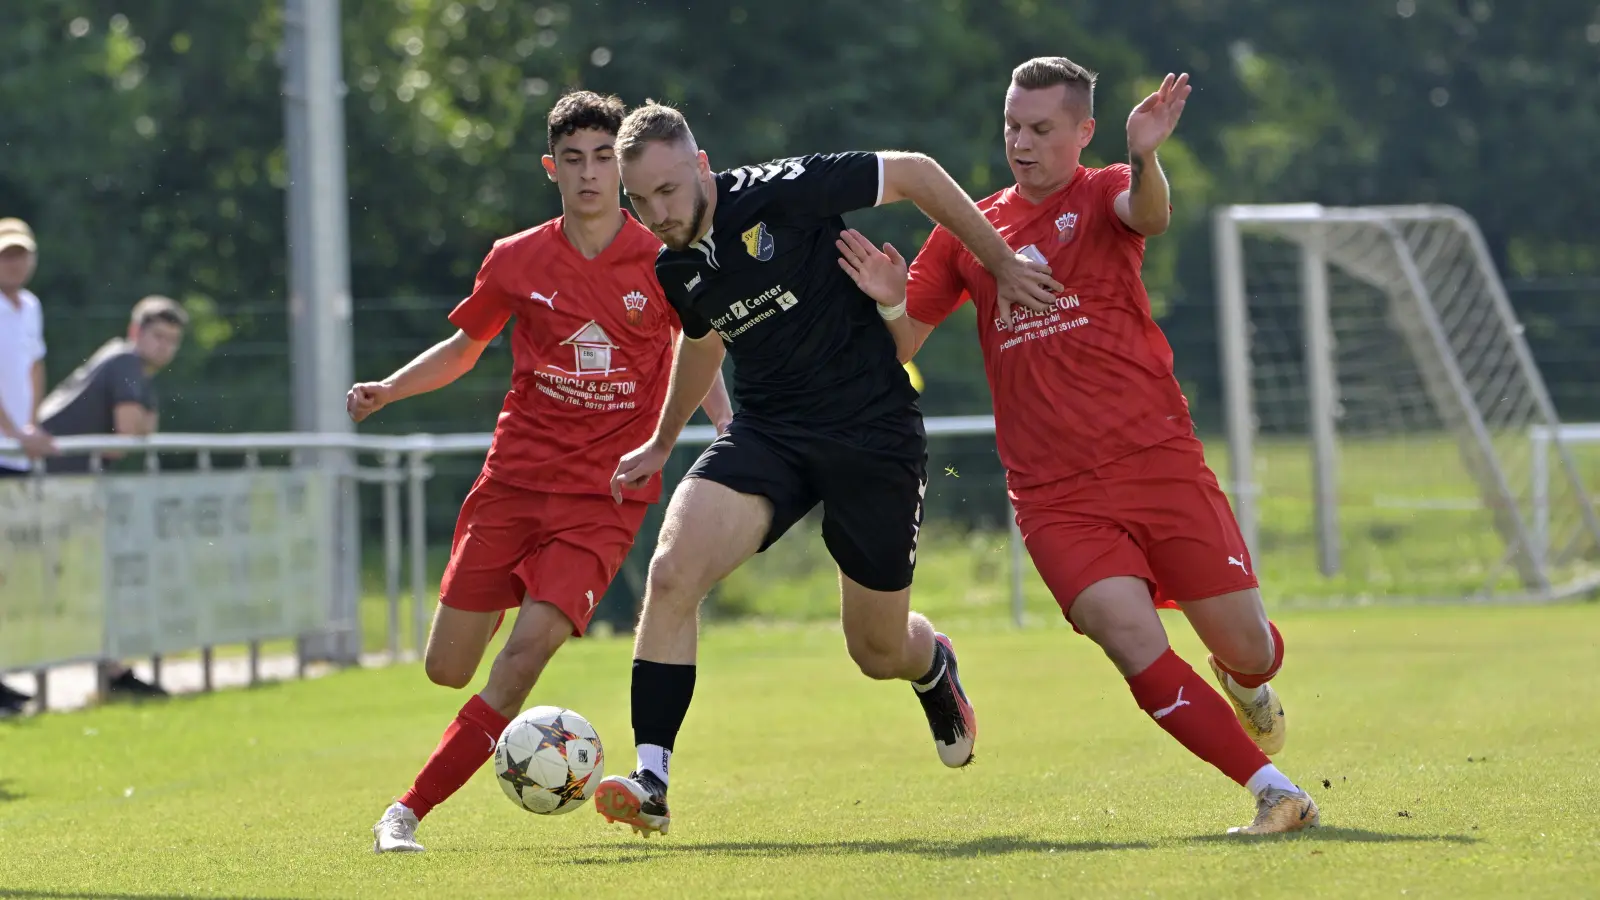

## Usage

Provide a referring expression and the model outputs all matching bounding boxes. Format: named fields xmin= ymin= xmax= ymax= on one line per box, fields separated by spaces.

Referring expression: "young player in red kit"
xmin=347 ymin=91 xmax=731 ymax=853
xmin=837 ymin=57 xmax=1319 ymax=834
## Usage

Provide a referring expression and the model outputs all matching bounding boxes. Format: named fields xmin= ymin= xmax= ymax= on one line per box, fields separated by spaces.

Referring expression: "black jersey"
xmin=657 ymin=151 xmax=918 ymax=435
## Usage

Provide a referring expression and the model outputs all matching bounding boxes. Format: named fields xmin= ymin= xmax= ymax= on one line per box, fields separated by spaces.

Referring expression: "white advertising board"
xmin=102 ymin=469 xmax=335 ymax=658
xmin=0 ymin=469 xmax=334 ymax=668
xmin=0 ymin=477 xmax=107 ymax=670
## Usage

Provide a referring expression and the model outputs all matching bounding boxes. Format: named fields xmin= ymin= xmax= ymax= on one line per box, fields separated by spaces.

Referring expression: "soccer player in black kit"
xmin=595 ymin=101 xmax=1062 ymax=836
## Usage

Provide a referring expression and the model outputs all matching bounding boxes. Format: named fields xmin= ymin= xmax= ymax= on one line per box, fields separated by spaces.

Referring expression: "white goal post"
xmin=1212 ymin=204 xmax=1600 ymax=604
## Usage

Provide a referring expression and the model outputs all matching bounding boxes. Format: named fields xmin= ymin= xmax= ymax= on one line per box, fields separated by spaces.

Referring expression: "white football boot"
xmin=372 ymin=803 xmax=424 ymax=853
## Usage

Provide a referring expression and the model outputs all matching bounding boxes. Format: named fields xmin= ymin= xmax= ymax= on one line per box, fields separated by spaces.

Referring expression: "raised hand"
xmin=1127 ymin=72 xmax=1192 ymax=157
xmin=835 ymin=228 xmax=908 ymax=308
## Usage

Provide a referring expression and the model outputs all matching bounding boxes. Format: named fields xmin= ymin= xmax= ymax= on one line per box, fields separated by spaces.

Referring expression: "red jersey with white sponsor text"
xmin=905 ymin=164 xmax=1191 ymax=491
xmin=449 ymin=213 xmax=674 ymax=503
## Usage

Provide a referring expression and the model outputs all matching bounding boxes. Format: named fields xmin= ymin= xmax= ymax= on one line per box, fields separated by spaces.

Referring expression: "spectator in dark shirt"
xmin=39 ymin=295 xmax=188 ymax=699
xmin=39 ymin=295 xmax=186 ymax=471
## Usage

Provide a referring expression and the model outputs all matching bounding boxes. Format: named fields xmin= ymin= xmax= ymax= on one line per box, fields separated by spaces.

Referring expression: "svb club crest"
xmin=622 ymin=290 xmax=648 ymax=325
xmin=1055 ymin=211 xmax=1078 ymax=243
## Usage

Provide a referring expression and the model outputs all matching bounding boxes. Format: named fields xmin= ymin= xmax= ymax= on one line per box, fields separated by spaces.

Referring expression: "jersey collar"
xmin=690 ymin=224 xmax=720 ymax=270
xmin=1004 ymin=165 xmax=1087 ymax=209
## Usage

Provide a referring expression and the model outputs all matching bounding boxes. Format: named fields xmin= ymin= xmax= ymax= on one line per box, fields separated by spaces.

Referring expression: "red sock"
xmin=1215 ymin=620 xmax=1285 ymax=690
xmin=1126 ymin=648 xmax=1269 ymax=787
xmin=399 ymin=694 xmax=510 ymax=820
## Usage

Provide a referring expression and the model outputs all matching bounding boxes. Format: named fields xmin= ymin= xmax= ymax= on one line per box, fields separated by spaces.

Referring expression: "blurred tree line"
xmin=4 ymin=0 xmax=1598 ymax=437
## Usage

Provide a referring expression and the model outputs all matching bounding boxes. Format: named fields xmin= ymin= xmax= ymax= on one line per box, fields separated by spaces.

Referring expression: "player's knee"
xmin=845 ymin=636 xmax=902 ymax=681
xmin=1090 ymin=626 xmax=1167 ymax=676
xmin=1218 ymin=622 xmax=1275 ymax=675
xmin=494 ymin=634 xmax=562 ymax=686
xmin=1072 ymin=592 xmax=1169 ymax=676
xmin=423 ymin=653 xmax=474 ymax=690
xmin=644 ymin=548 xmax=705 ymax=610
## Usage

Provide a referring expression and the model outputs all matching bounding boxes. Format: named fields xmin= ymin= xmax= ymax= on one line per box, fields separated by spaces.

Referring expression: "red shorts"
xmin=439 ymin=473 xmax=649 ymax=636
xmin=1012 ymin=434 xmax=1258 ymax=623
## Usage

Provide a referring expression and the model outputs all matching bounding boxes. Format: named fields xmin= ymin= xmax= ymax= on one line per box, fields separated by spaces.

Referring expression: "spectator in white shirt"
xmin=0 ymin=218 xmax=54 ymax=474
xmin=0 ymin=217 xmax=54 ymax=715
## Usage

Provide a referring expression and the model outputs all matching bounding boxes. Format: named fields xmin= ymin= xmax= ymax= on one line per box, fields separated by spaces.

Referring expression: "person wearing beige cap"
xmin=0 ymin=217 xmax=54 ymax=715
xmin=0 ymin=218 xmax=55 ymax=473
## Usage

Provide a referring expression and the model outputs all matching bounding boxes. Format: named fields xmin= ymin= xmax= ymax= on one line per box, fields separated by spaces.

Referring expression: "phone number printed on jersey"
xmin=997 ymin=294 xmax=1088 ymax=351
xmin=535 ymin=372 xmax=638 ymax=412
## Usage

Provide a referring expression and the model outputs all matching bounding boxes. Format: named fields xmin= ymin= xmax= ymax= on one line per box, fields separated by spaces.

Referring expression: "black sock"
xmin=631 ymin=659 xmax=697 ymax=751
xmin=914 ymin=641 xmax=946 ymax=687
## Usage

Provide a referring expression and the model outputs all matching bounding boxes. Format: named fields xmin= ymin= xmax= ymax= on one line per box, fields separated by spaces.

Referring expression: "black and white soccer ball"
xmin=494 ymin=706 xmax=604 ymax=815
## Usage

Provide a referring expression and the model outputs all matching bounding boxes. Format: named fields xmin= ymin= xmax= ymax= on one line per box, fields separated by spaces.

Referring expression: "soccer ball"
xmin=493 ymin=706 xmax=604 ymax=815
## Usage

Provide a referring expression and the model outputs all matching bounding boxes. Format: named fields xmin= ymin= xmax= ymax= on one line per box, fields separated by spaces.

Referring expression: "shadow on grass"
xmin=1192 ymin=827 xmax=1480 ymax=845
xmin=0 ymin=779 xmax=24 ymax=803
xmin=434 ymin=835 xmax=1153 ymax=861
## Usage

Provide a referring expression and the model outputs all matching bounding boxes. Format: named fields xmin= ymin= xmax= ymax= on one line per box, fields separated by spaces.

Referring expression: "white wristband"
xmin=878 ymin=301 xmax=907 ymax=321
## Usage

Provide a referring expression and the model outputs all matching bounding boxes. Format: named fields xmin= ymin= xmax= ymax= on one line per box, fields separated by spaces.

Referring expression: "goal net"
xmin=1212 ymin=204 xmax=1600 ymax=605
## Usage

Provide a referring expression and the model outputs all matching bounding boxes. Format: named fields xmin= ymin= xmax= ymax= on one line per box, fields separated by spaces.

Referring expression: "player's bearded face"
xmin=673 ymin=180 xmax=710 ymax=252
xmin=1004 ymin=84 xmax=1093 ymax=197
xmin=626 ymin=147 xmax=709 ymax=252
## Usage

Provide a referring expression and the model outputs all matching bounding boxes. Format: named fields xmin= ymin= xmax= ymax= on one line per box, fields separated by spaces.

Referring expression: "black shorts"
xmin=685 ymin=412 xmax=927 ymax=592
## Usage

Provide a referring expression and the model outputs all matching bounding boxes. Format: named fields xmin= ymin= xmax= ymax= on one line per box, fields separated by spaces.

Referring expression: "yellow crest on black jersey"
xmin=742 ymin=222 xmax=775 ymax=261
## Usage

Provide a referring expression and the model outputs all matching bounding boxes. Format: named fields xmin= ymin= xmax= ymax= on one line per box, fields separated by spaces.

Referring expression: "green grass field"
xmin=4 ymin=604 xmax=1598 ymax=898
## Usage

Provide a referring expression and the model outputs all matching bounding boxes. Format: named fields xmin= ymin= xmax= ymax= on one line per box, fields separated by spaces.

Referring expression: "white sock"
xmin=1224 ymin=672 xmax=1266 ymax=705
xmin=637 ymin=743 xmax=671 ymax=786
xmin=1245 ymin=764 xmax=1299 ymax=798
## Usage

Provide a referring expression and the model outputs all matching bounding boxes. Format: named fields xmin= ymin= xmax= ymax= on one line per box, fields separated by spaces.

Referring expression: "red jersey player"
xmin=836 ymin=57 xmax=1319 ymax=835
xmin=347 ymin=91 xmax=731 ymax=853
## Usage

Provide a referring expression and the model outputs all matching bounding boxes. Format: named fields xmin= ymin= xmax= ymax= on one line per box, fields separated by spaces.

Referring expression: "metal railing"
xmin=1 ymin=417 xmax=1025 ymax=709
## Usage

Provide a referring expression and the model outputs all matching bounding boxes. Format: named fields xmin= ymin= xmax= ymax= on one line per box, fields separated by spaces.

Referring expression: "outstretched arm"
xmin=1114 ymin=72 xmax=1191 ymax=237
xmin=879 ymin=153 xmax=1062 ymax=327
xmin=612 ymin=333 xmax=726 ymax=501
xmin=879 ymin=154 xmax=1014 ymax=274
xmin=347 ymin=330 xmax=491 ymax=422
xmin=655 ymin=334 xmax=726 ymax=449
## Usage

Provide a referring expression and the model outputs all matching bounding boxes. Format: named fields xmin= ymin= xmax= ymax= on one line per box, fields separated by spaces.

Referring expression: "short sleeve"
xmin=731 ymin=152 xmax=882 ymax=222
xmin=906 ymin=226 xmax=969 ymax=327
xmin=105 ymin=354 xmax=153 ymax=409
xmin=1097 ymin=163 xmax=1162 ymax=235
xmin=658 ymin=266 xmax=714 ymax=341
xmin=448 ymin=245 xmax=515 ymax=340
xmin=1098 ymin=162 xmax=1134 ymax=211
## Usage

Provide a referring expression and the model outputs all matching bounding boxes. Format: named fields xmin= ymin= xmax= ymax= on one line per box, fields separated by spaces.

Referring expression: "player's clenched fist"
xmin=611 ymin=439 xmax=671 ymax=504
xmin=347 ymin=381 xmax=393 ymax=423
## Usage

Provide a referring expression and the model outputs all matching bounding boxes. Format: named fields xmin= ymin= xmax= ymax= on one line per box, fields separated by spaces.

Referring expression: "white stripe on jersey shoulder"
xmin=692 ymin=225 xmax=719 ymax=269
xmin=874 ymin=153 xmax=886 ymax=207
